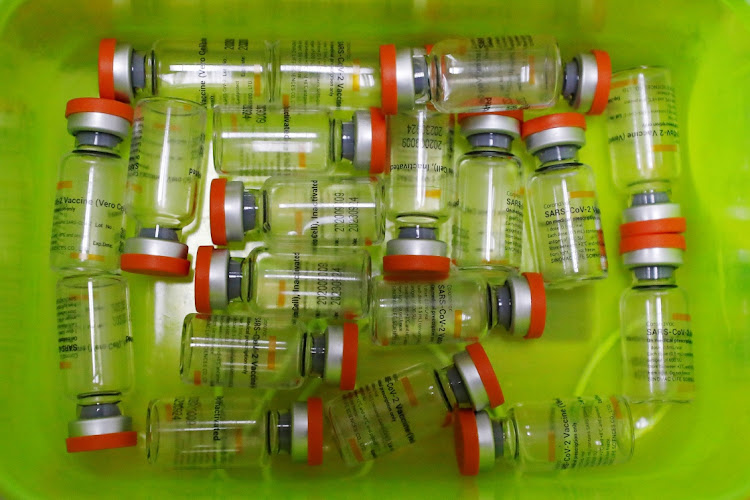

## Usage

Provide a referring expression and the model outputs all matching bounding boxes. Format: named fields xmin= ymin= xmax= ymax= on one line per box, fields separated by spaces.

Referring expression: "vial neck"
xmin=267 ymin=409 xmax=293 ymax=456
xmin=76 ymin=402 xmax=123 ymax=419
xmin=74 ymin=132 xmax=122 ymax=154
xmin=534 ymin=145 xmax=580 ymax=168
xmin=632 ymin=266 xmax=677 ymax=287
xmin=499 ymin=412 xmax=518 ymax=465
xmin=304 ymin=332 xmax=327 ymax=380
xmin=140 ymin=50 xmax=154 ymax=95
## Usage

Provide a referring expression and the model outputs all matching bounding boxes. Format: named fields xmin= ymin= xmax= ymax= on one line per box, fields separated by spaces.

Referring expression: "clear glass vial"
xmin=606 ymin=67 xmax=681 ymax=196
xmin=181 ymin=314 xmax=358 ymax=390
xmin=121 ymin=97 xmax=207 ymax=277
xmin=327 ymin=343 xmax=504 ymax=465
xmin=209 ymin=176 xmax=385 ymax=247
xmin=50 ymin=98 xmax=133 ymax=274
xmin=380 ymin=36 xmax=611 ymax=115
xmin=213 ymin=105 xmax=386 ymax=175
xmin=147 ymin=396 xmax=324 ymax=468
xmin=454 ymin=395 xmax=634 ymax=474
xmin=453 ymin=110 xmax=524 ymax=272
xmin=386 ymin=109 xmax=455 ymax=225
xmin=194 ymin=246 xmax=371 ymax=321
xmin=524 ymin=113 xmax=608 ymax=287
xmin=56 ymin=274 xmax=136 ymax=452
xmin=382 ymin=225 xmax=451 ymax=281
xmin=372 ymin=270 xmax=545 ymax=346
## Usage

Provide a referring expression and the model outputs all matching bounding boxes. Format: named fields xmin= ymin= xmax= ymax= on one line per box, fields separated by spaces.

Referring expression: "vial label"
xmin=216 ymin=105 xmax=330 ymax=175
xmin=50 ymin=175 xmax=125 ymax=272
xmin=327 ymin=366 xmax=448 ymax=465
xmin=387 ymin=112 xmax=455 ymax=225
xmin=154 ymin=38 xmax=266 ymax=107
xmin=186 ymin=315 xmax=303 ymax=390
xmin=251 ymin=250 xmax=368 ymax=321
xmin=277 ymin=40 xmax=380 ymax=109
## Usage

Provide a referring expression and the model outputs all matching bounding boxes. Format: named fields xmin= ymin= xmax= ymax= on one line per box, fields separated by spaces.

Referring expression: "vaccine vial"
xmin=147 ymin=396 xmax=324 ymax=468
xmin=454 ymin=395 xmax=634 ymax=474
xmin=194 ymin=246 xmax=371 ymax=321
xmin=50 ymin=98 xmax=133 ymax=274
xmin=213 ymin=106 xmax=387 ymax=175
xmin=524 ymin=113 xmax=608 ymax=287
xmin=121 ymin=98 xmax=207 ymax=277
xmin=382 ymin=226 xmax=451 ymax=281
xmin=326 ymin=343 xmax=504 ymax=465
xmin=209 ymin=176 xmax=385 ymax=247
xmin=380 ymin=36 xmax=611 ymax=115
xmin=372 ymin=271 xmax=545 ymax=346
xmin=386 ymin=110 xmax=455 ymax=225
xmin=619 ymin=206 xmax=693 ymax=403
xmin=56 ymin=274 xmax=136 ymax=452
xmin=181 ymin=314 xmax=358 ymax=390
xmin=452 ymin=110 xmax=524 ymax=272
xmin=606 ymin=67 xmax=681 ymax=195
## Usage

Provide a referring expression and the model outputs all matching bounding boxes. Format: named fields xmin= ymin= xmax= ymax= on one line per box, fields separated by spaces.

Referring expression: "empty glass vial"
xmin=372 ymin=271 xmax=545 ymax=346
xmin=213 ymin=105 xmax=386 ymax=175
xmin=56 ymin=274 xmax=136 ymax=452
xmin=209 ymin=176 xmax=385 ymax=247
xmin=620 ymin=210 xmax=693 ymax=403
xmin=453 ymin=110 xmax=524 ymax=272
xmin=181 ymin=314 xmax=358 ymax=390
xmin=386 ymin=110 xmax=455 ymax=225
xmin=524 ymin=113 xmax=608 ymax=287
xmin=147 ymin=396 xmax=325 ymax=468
xmin=194 ymin=246 xmax=371 ymax=321
xmin=382 ymin=226 xmax=451 ymax=281
xmin=100 ymin=38 xmax=381 ymax=110
xmin=327 ymin=343 xmax=504 ymax=465
xmin=606 ymin=67 xmax=681 ymax=196
xmin=379 ymin=36 xmax=611 ymax=115
xmin=50 ymin=98 xmax=133 ymax=274
xmin=454 ymin=395 xmax=634 ymax=475
xmin=121 ymin=98 xmax=207 ymax=277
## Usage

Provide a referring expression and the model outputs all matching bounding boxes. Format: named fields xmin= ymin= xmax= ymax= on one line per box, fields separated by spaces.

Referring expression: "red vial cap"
xmin=194 ymin=246 xmax=215 ymax=313
xmin=619 ymin=233 xmax=687 ymax=255
xmin=465 ymin=343 xmax=505 ymax=408
xmin=588 ymin=50 xmax=612 ymax=115
xmin=379 ymin=44 xmax=399 ymax=115
xmin=620 ymin=217 xmax=686 ymax=238
xmin=382 ymin=255 xmax=451 ymax=282
xmin=369 ymin=107 xmax=388 ymax=174
xmin=522 ymin=272 xmax=547 ymax=339
xmin=210 ymin=178 xmax=229 ymax=246
xmin=340 ymin=322 xmax=359 ymax=391
xmin=65 ymin=97 xmax=134 ymax=123
xmin=66 ymin=431 xmax=137 ymax=453
xmin=521 ymin=112 xmax=587 ymax=139
xmin=121 ymin=253 xmax=190 ymax=277
xmin=454 ymin=409 xmax=481 ymax=476
xmin=98 ymin=38 xmax=118 ymax=101
xmin=306 ymin=398 xmax=324 ymax=466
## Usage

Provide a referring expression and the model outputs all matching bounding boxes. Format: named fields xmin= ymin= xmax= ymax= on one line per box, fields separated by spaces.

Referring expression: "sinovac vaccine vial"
xmin=524 ymin=113 xmax=608 ymax=287
xmin=181 ymin=314 xmax=358 ymax=390
xmin=56 ymin=274 xmax=137 ymax=452
xmin=50 ymin=98 xmax=133 ymax=273
xmin=453 ymin=110 xmax=524 ymax=272
xmin=209 ymin=177 xmax=385 ymax=247
xmin=213 ymin=106 xmax=387 ymax=175
xmin=147 ymin=396 xmax=325 ymax=468
xmin=606 ymin=67 xmax=681 ymax=195
xmin=454 ymin=395 xmax=634 ymax=474
xmin=194 ymin=246 xmax=371 ymax=320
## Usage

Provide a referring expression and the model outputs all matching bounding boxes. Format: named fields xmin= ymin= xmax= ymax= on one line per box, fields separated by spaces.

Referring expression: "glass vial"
xmin=147 ymin=396 xmax=324 ymax=468
xmin=181 ymin=314 xmax=358 ymax=390
xmin=372 ymin=272 xmax=545 ymax=346
xmin=209 ymin=176 xmax=385 ymax=247
xmin=386 ymin=109 xmax=455 ymax=225
xmin=194 ymin=246 xmax=371 ymax=321
xmin=453 ymin=110 xmax=524 ymax=272
xmin=524 ymin=113 xmax=608 ymax=287
xmin=606 ymin=67 xmax=681 ymax=196
xmin=380 ymin=37 xmax=611 ymax=115
xmin=121 ymin=97 xmax=207 ymax=277
xmin=213 ymin=105 xmax=386 ymax=175
xmin=56 ymin=274 xmax=136 ymax=452
xmin=50 ymin=98 xmax=133 ymax=274
xmin=454 ymin=396 xmax=634 ymax=474
xmin=326 ymin=343 xmax=504 ymax=465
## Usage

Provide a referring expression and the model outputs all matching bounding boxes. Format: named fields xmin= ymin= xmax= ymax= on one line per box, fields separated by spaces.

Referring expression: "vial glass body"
xmin=429 ymin=36 xmax=561 ymax=113
xmin=50 ymin=147 xmax=126 ymax=273
xmin=244 ymin=248 xmax=371 ymax=321
xmin=620 ymin=282 xmax=694 ymax=403
xmin=372 ymin=276 xmax=491 ymax=346
xmin=527 ymin=161 xmax=607 ymax=287
xmin=261 ymin=176 xmax=386 ymax=247
xmin=606 ymin=67 xmax=680 ymax=194
xmin=56 ymin=275 xmax=133 ymax=404
xmin=387 ymin=110 xmax=455 ymax=225
xmin=504 ymin=396 xmax=634 ymax=471
xmin=453 ymin=151 xmax=523 ymax=271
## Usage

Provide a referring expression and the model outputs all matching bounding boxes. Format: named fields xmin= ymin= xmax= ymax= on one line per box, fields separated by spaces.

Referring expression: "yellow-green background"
xmin=0 ymin=0 xmax=748 ymax=498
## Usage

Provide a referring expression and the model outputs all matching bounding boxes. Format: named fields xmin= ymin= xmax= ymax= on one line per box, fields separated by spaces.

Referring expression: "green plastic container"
xmin=1 ymin=0 xmax=749 ymax=498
